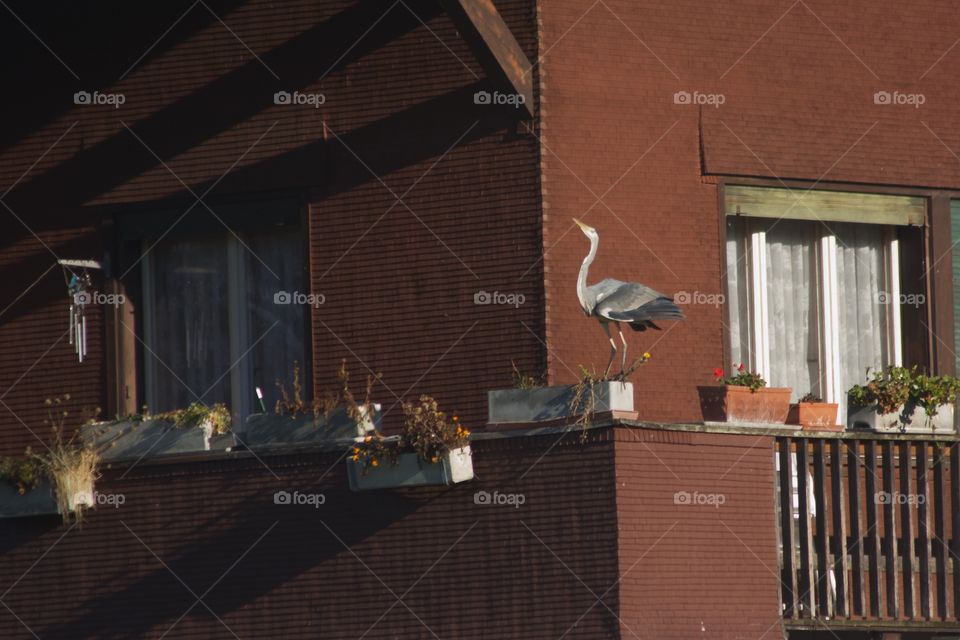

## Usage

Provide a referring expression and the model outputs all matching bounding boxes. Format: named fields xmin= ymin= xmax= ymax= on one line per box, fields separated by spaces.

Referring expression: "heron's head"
xmin=573 ymin=218 xmax=598 ymax=239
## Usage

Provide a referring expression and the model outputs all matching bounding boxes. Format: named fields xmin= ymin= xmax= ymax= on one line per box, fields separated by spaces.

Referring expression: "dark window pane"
xmin=147 ymin=235 xmax=231 ymax=412
xmin=246 ymin=228 xmax=307 ymax=413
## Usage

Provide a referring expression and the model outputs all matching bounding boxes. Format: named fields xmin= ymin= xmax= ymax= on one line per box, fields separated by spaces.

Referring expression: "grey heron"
xmin=573 ymin=218 xmax=684 ymax=377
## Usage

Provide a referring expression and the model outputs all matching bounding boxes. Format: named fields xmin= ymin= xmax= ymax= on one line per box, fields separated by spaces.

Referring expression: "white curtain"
xmin=726 ymin=218 xmax=752 ymax=371
xmin=833 ymin=222 xmax=890 ymax=392
xmin=764 ymin=220 xmax=820 ymax=401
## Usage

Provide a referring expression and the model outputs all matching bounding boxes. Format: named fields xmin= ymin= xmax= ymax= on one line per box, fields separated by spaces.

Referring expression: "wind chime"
xmin=59 ymin=259 xmax=102 ymax=363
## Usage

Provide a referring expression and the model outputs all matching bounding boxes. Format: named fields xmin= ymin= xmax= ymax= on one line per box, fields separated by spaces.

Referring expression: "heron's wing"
xmin=592 ymin=280 xmax=672 ymax=320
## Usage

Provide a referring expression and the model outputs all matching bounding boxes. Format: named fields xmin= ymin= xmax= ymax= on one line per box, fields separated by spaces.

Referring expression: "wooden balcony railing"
xmin=775 ymin=435 xmax=960 ymax=623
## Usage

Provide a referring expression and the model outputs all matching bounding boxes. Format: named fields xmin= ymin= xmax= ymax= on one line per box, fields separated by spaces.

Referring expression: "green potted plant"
xmin=848 ymin=366 xmax=959 ymax=433
xmin=697 ymin=363 xmax=791 ymax=424
xmin=787 ymin=393 xmax=840 ymax=432
xmin=346 ymin=395 xmax=472 ymax=490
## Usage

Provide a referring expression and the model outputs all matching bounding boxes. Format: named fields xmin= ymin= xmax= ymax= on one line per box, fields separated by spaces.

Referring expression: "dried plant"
xmin=0 ymin=395 xmax=101 ymax=524
xmin=569 ymin=354 xmax=650 ymax=439
xmin=511 ymin=360 xmax=544 ymax=389
xmin=351 ymin=395 xmax=469 ymax=474
xmin=37 ymin=428 xmax=99 ymax=525
xmin=275 ymin=360 xmax=309 ymax=418
xmin=331 ymin=358 xmax=381 ymax=423
xmin=274 ymin=359 xmax=382 ymax=432
xmin=39 ymin=395 xmax=100 ymax=523
xmin=401 ymin=395 xmax=470 ymax=463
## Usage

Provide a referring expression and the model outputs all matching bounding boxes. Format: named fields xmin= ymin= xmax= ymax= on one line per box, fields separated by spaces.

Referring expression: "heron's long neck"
xmin=577 ymin=235 xmax=598 ymax=313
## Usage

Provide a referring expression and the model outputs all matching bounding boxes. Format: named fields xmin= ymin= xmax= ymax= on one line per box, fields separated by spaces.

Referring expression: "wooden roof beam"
xmin=441 ymin=0 xmax=535 ymax=118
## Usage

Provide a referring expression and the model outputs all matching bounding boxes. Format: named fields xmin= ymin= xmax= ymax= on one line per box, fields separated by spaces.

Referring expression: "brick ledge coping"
xmin=97 ymin=419 xmax=960 ymax=471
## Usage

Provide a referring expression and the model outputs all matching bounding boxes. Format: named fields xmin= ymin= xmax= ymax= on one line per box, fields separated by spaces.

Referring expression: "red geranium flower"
xmin=713 ymin=367 xmax=724 ymax=379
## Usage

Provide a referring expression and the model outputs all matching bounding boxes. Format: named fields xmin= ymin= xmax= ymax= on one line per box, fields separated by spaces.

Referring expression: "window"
xmin=724 ymin=185 xmax=925 ymax=416
xmin=141 ymin=226 xmax=307 ymax=425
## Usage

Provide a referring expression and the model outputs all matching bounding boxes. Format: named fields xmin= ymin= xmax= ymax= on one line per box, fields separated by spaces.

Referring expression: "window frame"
xmin=717 ymin=177 xmax=955 ymax=401
xmin=731 ymin=217 xmax=902 ymax=405
xmin=140 ymin=233 xmax=264 ymax=420
xmin=106 ymin=199 xmax=310 ymax=422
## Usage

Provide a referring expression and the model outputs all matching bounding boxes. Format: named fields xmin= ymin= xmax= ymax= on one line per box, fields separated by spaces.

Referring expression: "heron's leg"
xmin=602 ymin=322 xmax=616 ymax=378
xmin=618 ymin=325 xmax=628 ymax=375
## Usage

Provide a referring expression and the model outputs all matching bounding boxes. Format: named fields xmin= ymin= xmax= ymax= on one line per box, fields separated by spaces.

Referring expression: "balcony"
xmin=775 ymin=432 xmax=960 ymax=634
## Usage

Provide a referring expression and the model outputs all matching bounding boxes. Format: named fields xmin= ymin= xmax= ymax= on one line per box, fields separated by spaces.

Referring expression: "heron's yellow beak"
xmin=573 ymin=218 xmax=593 ymax=233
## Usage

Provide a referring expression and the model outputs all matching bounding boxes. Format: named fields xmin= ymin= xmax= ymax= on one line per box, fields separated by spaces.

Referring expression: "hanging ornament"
xmin=59 ymin=259 xmax=102 ymax=363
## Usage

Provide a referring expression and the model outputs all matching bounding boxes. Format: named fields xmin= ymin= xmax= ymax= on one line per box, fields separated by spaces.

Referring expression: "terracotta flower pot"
xmin=697 ymin=385 xmax=791 ymax=424
xmin=787 ymin=402 xmax=840 ymax=431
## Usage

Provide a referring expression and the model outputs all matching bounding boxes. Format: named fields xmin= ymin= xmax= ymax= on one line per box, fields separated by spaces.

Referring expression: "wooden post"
xmin=797 ymin=440 xmax=817 ymax=616
xmin=883 ymin=440 xmax=898 ymax=618
xmin=866 ymin=440 xmax=882 ymax=617
xmin=900 ymin=441 xmax=915 ymax=618
xmin=814 ymin=440 xmax=832 ymax=617
xmin=779 ymin=438 xmax=798 ymax=618
xmin=831 ymin=439 xmax=849 ymax=617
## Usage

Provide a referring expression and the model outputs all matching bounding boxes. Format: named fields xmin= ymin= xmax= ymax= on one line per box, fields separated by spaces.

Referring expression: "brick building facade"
xmin=3 ymin=1 xmax=960 ymax=638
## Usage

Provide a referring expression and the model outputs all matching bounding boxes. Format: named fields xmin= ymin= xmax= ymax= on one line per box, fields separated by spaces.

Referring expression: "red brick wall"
xmin=699 ymin=1 xmax=960 ymax=187
xmin=536 ymin=0 xmax=723 ymax=422
xmin=537 ymin=0 xmax=960 ymax=423
xmin=0 ymin=225 xmax=105 ymax=455
xmin=0 ymin=424 xmax=794 ymax=639
xmin=0 ymin=433 xmax=622 ymax=639
xmin=0 ymin=0 xmax=545 ymax=447
xmin=613 ymin=427 xmax=784 ymax=639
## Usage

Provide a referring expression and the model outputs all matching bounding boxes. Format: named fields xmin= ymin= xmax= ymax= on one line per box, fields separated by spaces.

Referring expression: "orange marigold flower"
xmin=371 ymin=459 xmax=379 ymax=467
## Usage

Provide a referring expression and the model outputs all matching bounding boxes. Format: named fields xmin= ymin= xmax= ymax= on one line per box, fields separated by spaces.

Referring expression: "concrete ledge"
xmin=88 ymin=417 xmax=960 ymax=474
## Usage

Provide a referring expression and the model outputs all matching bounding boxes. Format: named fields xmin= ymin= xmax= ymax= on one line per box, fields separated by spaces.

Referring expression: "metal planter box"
xmin=0 ymin=478 xmax=93 ymax=519
xmin=847 ymin=399 xmax=956 ymax=434
xmin=244 ymin=405 xmax=379 ymax=448
xmin=81 ymin=418 xmax=231 ymax=462
xmin=488 ymin=382 xmax=633 ymax=424
xmin=346 ymin=446 xmax=473 ymax=491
